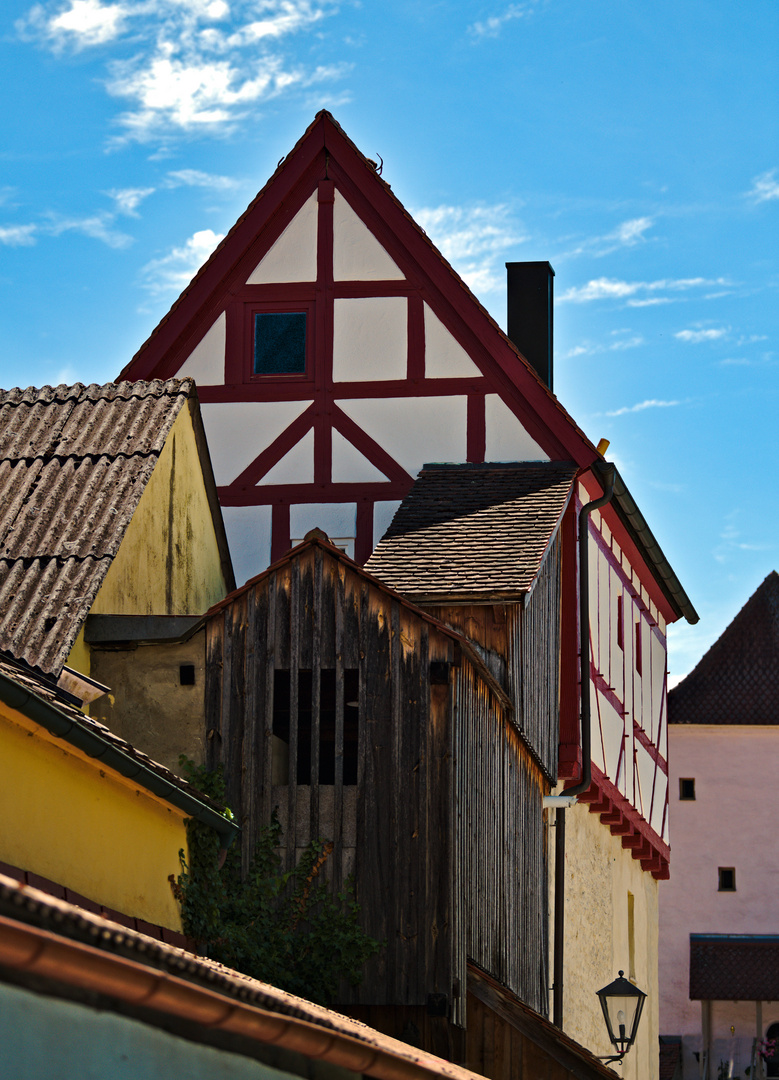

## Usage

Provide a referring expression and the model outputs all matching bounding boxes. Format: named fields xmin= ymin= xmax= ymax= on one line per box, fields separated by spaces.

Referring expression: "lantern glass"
xmin=596 ymin=971 xmax=646 ymax=1056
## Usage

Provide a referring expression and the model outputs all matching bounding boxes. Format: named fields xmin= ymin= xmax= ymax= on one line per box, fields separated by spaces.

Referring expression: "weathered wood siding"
xmin=510 ymin=529 xmax=563 ymax=782
xmin=205 ymin=544 xmax=458 ymax=1008
xmin=452 ymin=664 xmax=549 ymax=1022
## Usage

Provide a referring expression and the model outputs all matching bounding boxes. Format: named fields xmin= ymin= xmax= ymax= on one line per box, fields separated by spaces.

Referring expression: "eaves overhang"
xmin=0 ymin=669 xmax=238 ymax=850
xmin=591 ymin=458 xmax=698 ymax=625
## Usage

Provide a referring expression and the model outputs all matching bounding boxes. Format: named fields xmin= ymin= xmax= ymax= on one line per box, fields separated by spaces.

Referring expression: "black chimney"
xmin=506 ymin=261 xmax=554 ymax=391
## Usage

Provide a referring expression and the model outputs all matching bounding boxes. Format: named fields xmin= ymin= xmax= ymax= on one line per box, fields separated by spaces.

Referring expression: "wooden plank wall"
xmin=204 ymin=544 xmax=458 ymax=1009
xmin=509 ymin=529 xmax=563 ymax=782
xmin=452 ymin=662 xmax=550 ymax=1021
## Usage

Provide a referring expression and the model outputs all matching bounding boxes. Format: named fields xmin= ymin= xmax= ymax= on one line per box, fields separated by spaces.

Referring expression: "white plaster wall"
xmin=221 ymin=504 xmax=273 ymax=588
xmin=484 ymin=394 xmax=548 ymax=461
xmin=332 ymin=190 xmax=404 ymax=281
xmin=423 ymin=304 xmax=481 ymax=378
xmin=337 ymin=396 xmax=468 ymax=475
xmin=246 ymin=191 xmax=318 ymax=283
xmin=200 ymin=401 xmax=311 ymax=486
xmin=556 ymin=804 xmax=660 ymax=1080
xmin=332 ymin=297 xmax=407 ymax=382
xmin=289 ymin=502 xmax=356 ymax=546
xmin=331 ymin=430 xmax=388 ymax=483
xmin=372 ymin=499 xmax=402 ymax=548
xmin=659 ymin=726 xmax=779 ymax=1046
xmin=258 ymin=429 xmax=314 ymax=486
xmin=177 ymin=311 xmax=226 ymax=385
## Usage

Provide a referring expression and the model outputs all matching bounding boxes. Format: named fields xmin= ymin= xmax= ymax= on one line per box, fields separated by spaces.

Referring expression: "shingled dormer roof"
xmin=668 ymin=570 xmax=779 ymax=725
xmin=0 ymin=379 xmax=199 ymax=675
xmin=365 ymin=461 xmax=577 ymax=603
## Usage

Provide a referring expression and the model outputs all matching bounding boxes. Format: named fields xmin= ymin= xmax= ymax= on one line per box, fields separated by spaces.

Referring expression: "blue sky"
xmin=1 ymin=0 xmax=777 ymax=679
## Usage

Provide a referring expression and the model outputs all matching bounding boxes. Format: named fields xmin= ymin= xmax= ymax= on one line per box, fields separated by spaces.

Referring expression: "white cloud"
xmin=44 ymin=212 xmax=133 ymax=247
xmin=107 ymin=186 xmax=155 ymax=215
xmin=560 ymin=335 xmax=644 ymax=360
xmin=20 ymin=0 xmax=128 ymax=50
xmin=559 ymin=215 xmax=655 ymax=260
xmin=469 ymin=3 xmax=536 ymax=40
xmin=675 ymin=327 xmax=728 ymax=343
xmin=559 ymin=276 xmax=729 ymax=304
xmin=0 ymin=224 xmax=38 ymax=246
xmin=613 ymin=216 xmax=653 ymax=245
xmin=19 ymin=0 xmax=344 ymax=142
xmin=413 ymin=202 xmax=526 ymax=295
xmin=604 ymin=399 xmax=681 ymax=418
xmin=141 ymin=227 xmax=224 ymax=293
xmin=747 ymin=169 xmax=779 ymax=204
xmin=164 ymin=168 xmax=240 ymax=189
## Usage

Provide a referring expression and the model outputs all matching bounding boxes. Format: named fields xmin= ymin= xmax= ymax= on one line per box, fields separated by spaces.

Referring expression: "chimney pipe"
xmin=506 ymin=261 xmax=555 ymax=391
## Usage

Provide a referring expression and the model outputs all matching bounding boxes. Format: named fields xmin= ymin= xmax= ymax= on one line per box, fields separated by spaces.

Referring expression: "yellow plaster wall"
xmin=90 ymin=404 xmax=228 ymax=618
xmin=551 ymin=805 xmax=659 ymax=1080
xmin=0 ymin=703 xmax=187 ymax=930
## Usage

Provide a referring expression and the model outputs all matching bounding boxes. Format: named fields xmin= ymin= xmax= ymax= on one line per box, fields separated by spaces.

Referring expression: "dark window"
xmin=616 ymin=594 xmax=624 ymax=650
xmin=254 ymin=312 xmax=307 ymax=375
xmin=179 ymin=664 xmax=195 ymax=685
xmin=718 ymin=867 xmax=736 ymax=892
xmin=635 ymin=621 xmax=643 ymax=676
xmin=272 ymin=668 xmax=359 ymax=785
xmin=679 ymin=778 xmax=696 ymax=800
xmin=764 ymin=1023 xmax=779 ymax=1078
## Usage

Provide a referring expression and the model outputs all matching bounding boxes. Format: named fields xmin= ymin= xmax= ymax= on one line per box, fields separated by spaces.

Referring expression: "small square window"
xmin=718 ymin=867 xmax=736 ymax=892
xmin=254 ymin=312 xmax=307 ymax=375
xmin=679 ymin=778 xmax=696 ymax=800
xmin=179 ymin=664 xmax=196 ymax=686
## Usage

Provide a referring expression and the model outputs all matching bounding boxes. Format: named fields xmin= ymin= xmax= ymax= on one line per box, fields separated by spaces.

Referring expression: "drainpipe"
xmin=545 ymin=460 xmax=616 ymax=1030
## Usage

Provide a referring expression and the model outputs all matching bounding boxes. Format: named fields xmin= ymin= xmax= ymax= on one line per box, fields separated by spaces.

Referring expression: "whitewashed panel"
xmin=590 ymin=681 xmax=605 ymax=773
xmin=333 ymin=190 xmax=404 ymax=281
xmin=290 ymin=502 xmax=356 ymax=545
xmin=610 ymin=567 xmax=624 ymax=700
xmin=423 ymin=304 xmax=481 ymax=377
xmin=598 ymin=691 xmax=624 ymax=787
xmin=332 ymin=296 xmax=407 ymax=382
xmin=258 ymin=428 xmax=314 ymax=485
xmin=222 ymin=504 xmax=273 ymax=586
xmin=650 ymin=631 xmax=666 ymax=746
xmin=337 ymin=396 xmax=467 ymax=475
xmin=331 ymin=429 xmax=388 ymax=483
xmin=641 ymin=618 xmax=651 ymax=735
xmin=587 ymin=531 xmax=599 ymax=677
xmin=247 ymin=191 xmax=318 ymax=283
xmin=598 ymin=548 xmax=610 ymax=679
xmin=372 ymin=499 xmax=402 ymax=549
xmin=635 ymin=741 xmax=656 ymax=822
xmin=484 ymin=395 xmax=548 ymax=461
xmin=176 ymin=311 xmax=225 ymax=385
xmin=200 ymin=400 xmax=310 ymax=485
xmin=623 ymin=592 xmax=634 ymax=721
xmin=651 ymin=769 xmax=667 ymax=838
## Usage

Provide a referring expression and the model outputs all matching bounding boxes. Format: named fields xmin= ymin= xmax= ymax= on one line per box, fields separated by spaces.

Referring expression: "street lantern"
xmin=596 ymin=971 xmax=647 ymax=1062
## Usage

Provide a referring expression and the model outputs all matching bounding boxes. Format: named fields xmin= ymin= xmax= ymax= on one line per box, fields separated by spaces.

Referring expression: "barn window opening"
xmin=272 ymin=668 xmax=359 ymax=785
xmin=254 ymin=312 xmax=307 ymax=375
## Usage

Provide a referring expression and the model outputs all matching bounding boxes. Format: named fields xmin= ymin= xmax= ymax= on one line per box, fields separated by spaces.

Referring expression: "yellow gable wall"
xmin=89 ymin=403 xmax=228 ymax=619
xmin=0 ymin=703 xmax=187 ymax=931
xmin=550 ymin=806 xmax=659 ymax=1080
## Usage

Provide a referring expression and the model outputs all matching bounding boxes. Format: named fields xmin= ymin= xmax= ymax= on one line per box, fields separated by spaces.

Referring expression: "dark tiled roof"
xmin=689 ymin=935 xmax=779 ymax=1000
xmin=659 ymin=1042 xmax=681 ymax=1080
xmin=0 ymin=380 xmax=193 ymax=674
xmin=668 ymin=571 xmax=779 ymax=725
xmin=366 ymin=462 xmax=577 ymax=600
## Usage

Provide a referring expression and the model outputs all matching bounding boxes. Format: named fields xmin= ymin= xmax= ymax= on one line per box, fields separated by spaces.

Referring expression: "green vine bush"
xmin=171 ymin=758 xmax=381 ymax=1004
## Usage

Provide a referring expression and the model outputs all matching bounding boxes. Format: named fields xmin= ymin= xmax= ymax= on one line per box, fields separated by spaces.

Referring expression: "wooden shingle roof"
xmin=668 ymin=570 xmax=779 ymax=725
xmin=366 ymin=461 xmax=577 ymax=602
xmin=0 ymin=379 xmax=194 ymax=675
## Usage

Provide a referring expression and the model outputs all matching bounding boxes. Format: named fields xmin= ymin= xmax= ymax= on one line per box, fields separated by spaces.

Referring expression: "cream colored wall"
xmin=551 ymin=804 xmax=659 ymax=1080
xmin=90 ymin=404 xmax=228 ymax=618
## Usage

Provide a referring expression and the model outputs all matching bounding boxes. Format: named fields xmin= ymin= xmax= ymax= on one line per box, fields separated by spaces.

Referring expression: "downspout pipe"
xmin=545 ymin=460 xmax=616 ymax=809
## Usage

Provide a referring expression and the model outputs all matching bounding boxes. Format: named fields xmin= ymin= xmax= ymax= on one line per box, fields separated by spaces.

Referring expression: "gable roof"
xmin=668 ymin=570 xmax=779 ymax=725
xmin=0 ymin=379 xmax=229 ymax=676
xmin=365 ymin=462 xmax=577 ymax=602
xmin=689 ymin=934 xmax=779 ymax=1001
xmin=118 ymin=111 xmax=599 ymax=468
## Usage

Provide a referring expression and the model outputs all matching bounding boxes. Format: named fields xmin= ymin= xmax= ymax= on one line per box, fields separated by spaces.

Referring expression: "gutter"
xmin=591 ymin=458 xmax=698 ymax=625
xmin=0 ymin=671 xmax=238 ymax=851
xmin=0 ymin=914 xmax=484 ymax=1080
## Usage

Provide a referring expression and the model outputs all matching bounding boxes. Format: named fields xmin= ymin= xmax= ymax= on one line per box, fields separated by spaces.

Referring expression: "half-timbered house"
xmin=118 ymin=112 xmax=698 ymax=1080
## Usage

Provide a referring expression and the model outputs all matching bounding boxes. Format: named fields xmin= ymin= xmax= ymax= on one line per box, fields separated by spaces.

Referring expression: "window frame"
xmin=679 ymin=777 xmax=696 ymax=801
xmin=234 ymin=297 xmax=316 ymax=385
xmin=718 ymin=867 xmax=736 ymax=892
